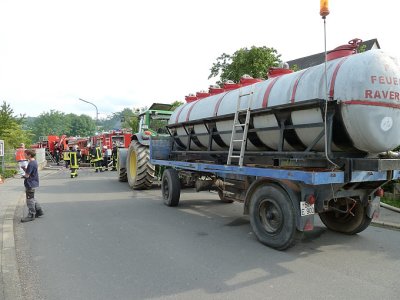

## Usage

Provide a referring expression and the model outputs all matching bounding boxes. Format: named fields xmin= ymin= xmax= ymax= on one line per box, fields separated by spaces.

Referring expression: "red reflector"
xmin=375 ymin=188 xmax=384 ymax=197
xmin=304 ymin=219 xmax=314 ymax=231
xmin=307 ymin=194 xmax=316 ymax=205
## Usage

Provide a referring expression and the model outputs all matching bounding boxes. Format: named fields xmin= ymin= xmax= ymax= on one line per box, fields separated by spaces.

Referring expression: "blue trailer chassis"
xmin=150 ymin=137 xmax=400 ymax=250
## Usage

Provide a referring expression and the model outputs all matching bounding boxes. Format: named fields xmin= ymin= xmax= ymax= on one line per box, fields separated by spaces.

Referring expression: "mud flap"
xmin=299 ymin=213 xmax=315 ymax=231
xmin=367 ymin=196 xmax=380 ymax=220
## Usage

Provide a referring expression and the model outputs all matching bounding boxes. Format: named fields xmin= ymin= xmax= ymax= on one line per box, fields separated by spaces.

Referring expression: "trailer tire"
xmin=117 ymin=148 xmax=128 ymax=182
xmin=319 ymin=200 xmax=372 ymax=234
xmin=162 ymin=169 xmax=180 ymax=207
xmin=249 ymin=184 xmax=301 ymax=250
xmin=218 ymin=190 xmax=234 ymax=203
xmin=127 ymin=141 xmax=155 ymax=190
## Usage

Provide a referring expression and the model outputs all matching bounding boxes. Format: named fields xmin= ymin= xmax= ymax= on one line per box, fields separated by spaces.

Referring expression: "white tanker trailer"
xmin=129 ymin=40 xmax=400 ymax=250
xmin=169 ymin=46 xmax=400 ymax=155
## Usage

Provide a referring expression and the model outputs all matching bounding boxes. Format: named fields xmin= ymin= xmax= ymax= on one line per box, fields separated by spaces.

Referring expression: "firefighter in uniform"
xmin=102 ymin=146 xmax=112 ymax=171
xmin=90 ymin=144 xmax=103 ymax=172
xmin=53 ymin=142 xmax=61 ymax=166
xmin=70 ymin=145 xmax=79 ymax=178
xmin=63 ymin=145 xmax=70 ymax=168
xmin=111 ymin=142 xmax=118 ymax=171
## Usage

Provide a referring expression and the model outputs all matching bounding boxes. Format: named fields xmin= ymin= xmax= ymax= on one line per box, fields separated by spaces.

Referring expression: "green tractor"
xmin=117 ymin=103 xmax=175 ymax=189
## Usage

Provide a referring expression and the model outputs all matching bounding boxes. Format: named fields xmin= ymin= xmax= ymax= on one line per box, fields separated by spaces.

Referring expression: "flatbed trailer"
xmin=150 ymin=137 xmax=400 ymax=250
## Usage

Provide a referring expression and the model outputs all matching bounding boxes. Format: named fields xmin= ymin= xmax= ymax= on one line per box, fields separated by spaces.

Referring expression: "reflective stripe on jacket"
xmin=63 ymin=151 xmax=70 ymax=161
xmin=91 ymin=147 xmax=102 ymax=162
xmin=70 ymin=151 xmax=79 ymax=168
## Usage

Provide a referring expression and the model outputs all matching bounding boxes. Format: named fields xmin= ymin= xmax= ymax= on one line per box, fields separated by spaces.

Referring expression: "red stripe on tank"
xmin=186 ymin=100 xmax=201 ymax=122
xmin=174 ymin=103 xmax=190 ymax=124
xmin=291 ymin=69 xmax=310 ymax=103
xmin=262 ymin=77 xmax=280 ymax=107
xmin=344 ymin=100 xmax=400 ymax=109
xmin=213 ymin=92 xmax=230 ymax=116
xmin=329 ymin=57 xmax=349 ymax=99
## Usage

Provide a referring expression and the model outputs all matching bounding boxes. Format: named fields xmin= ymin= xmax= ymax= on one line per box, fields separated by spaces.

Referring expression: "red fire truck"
xmin=89 ymin=130 xmax=131 ymax=149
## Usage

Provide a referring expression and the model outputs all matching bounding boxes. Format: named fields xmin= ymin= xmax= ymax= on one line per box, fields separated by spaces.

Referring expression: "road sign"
xmin=0 ymin=140 xmax=4 ymax=157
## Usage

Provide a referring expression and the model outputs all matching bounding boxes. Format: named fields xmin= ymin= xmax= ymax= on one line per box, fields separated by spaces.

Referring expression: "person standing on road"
xmin=102 ymin=146 xmax=112 ymax=171
xmin=90 ymin=144 xmax=103 ymax=172
xmin=111 ymin=142 xmax=118 ymax=171
xmin=70 ymin=145 xmax=79 ymax=178
xmin=53 ymin=142 xmax=61 ymax=166
xmin=15 ymin=143 xmax=28 ymax=177
xmin=63 ymin=144 xmax=70 ymax=168
xmin=21 ymin=149 xmax=44 ymax=223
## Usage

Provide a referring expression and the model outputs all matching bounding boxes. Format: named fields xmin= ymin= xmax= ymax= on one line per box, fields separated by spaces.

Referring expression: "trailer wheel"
xmin=127 ymin=141 xmax=155 ymax=190
xmin=162 ymin=169 xmax=180 ymax=207
xmin=218 ymin=190 xmax=234 ymax=203
xmin=249 ymin=184 xmax=300 ymax=250
xmin=319 ymin=200 xmax=372 ymax=234
xmin=117 ymin=148 xmax=127 ymax=182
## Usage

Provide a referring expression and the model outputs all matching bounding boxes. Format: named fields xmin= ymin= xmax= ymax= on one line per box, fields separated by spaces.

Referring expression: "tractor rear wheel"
xmin=126 ymin=141 xmax=155 ymax=190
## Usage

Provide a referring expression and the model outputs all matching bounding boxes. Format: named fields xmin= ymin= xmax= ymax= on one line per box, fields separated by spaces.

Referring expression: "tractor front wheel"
xmin=126 ymin=141 xmax=155 ymax=190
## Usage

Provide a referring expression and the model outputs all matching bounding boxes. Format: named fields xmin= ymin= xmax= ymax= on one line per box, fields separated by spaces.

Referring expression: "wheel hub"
xmin=259 ymin=199 xmax=283 ymax=234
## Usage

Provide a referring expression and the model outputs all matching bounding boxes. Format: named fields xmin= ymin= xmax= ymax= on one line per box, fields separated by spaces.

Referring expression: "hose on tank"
xmin=322 ymin=17 xmax=339 ymax=170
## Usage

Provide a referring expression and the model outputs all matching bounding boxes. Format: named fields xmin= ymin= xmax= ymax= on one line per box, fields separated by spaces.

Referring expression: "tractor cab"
xmin=138 ymin=103 xmax=175 ymax=138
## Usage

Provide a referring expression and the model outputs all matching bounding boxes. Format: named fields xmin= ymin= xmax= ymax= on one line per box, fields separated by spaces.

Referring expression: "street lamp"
xmin=78 ymin=98 xmax=99 ymax=124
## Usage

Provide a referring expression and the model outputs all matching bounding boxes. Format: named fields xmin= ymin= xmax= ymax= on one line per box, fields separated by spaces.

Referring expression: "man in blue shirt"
xmin=21 ymin=149 xmax=44 ymax=223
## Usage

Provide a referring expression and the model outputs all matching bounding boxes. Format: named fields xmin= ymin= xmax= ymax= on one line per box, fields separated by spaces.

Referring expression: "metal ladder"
xmin=45 ymin=148 xmax=56 ymax=163
xmin=227 ymin=87 xmax=253 ymax=166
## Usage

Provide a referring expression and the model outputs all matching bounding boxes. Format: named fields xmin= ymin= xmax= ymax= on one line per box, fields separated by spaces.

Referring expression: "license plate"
xmin=300 ymin=201 xmax=315 ymax=216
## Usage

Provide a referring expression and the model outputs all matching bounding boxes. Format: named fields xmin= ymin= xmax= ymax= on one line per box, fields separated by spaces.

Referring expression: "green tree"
xmin=31 ymin=110 xmax=69 ymax=140
xmin=116 ymin=108 xmax=139 ymax=132
xmin=209 ymin=46 xmax=282 ymax=84
xmin=171 ymin=100 xmax=183 ymax=109
xmin=31 ymin=110 xmax=95 ymax=141
xmin=0 ymin=101 xmax=32 ymax=149
xmin=66 ymin=114 xmax=96 ymax=137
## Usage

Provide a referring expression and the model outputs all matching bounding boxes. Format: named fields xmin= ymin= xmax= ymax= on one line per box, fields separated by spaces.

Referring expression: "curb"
xmin=1 ymin=168 xmax=60 ymax=300
xmin=1 ymin=195 xmax=24 ymax=300
xmin=371 ymin=219 xmax=400 ymax=230
xmin=380 ymin=202 xmax=400 ymax=213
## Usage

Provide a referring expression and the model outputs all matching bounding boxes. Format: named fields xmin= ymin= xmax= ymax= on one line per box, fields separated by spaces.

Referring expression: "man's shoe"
xmin=36 ymin=209 xmax=44 ymax=218
xmin=95 ymin=170 xmax=99 ymax=173
xmin=21 ymin=213 xmax=35 ymax=223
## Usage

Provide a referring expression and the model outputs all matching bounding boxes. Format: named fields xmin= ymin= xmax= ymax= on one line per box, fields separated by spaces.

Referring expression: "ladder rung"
xmin=229 ymin=155 xmax=241 ymax=158
xmin=233 ymin=139 xmax=244 ymax=142
xmin=237 ymin=109 xmax=248 ymax=112
xmin=234 ymin=123 xmax=245 ymax=127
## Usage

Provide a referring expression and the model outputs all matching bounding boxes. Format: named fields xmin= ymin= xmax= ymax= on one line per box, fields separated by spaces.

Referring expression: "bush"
xmin=0 ymin=169 xmax=17 ymax=179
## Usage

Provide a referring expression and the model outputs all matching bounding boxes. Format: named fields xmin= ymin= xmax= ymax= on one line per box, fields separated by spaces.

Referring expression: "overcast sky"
xmin=0 ymin=0 xmax=398 ymax=119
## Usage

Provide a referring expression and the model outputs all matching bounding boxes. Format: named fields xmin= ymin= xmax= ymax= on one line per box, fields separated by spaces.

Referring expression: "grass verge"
xmin=381 ymin=197 xmax=400 ymax=208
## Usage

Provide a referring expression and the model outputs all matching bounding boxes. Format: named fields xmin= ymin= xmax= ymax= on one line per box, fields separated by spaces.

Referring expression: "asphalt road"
xmin=15 ymin=168 xmax=400 ymax=300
